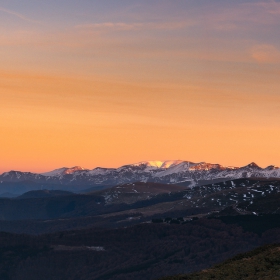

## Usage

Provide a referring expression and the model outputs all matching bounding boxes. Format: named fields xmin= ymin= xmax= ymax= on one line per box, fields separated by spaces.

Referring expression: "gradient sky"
xmin=1 ymin=0 xmax=280 ymax=173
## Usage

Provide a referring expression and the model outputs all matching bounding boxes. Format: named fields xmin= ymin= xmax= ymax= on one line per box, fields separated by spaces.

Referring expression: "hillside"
xmin=17 ymin=190 xmax=74 ymax=199
xmin=0 ymin=178 xmax=279 ymax=233
xmin=238 ymin=192 xmax=280 ymax=214
xmin=93 ymin=182 xmax=186 ymax=204
xmin=0 ymin=220 xmax=275 ymax=280
xmin=161 ymin=243 xmax=280 ymax=280
xmin=0 ymin=182 xmax=188 ymax=221
xmin=0 ymin=218 xmax=279 ymax=280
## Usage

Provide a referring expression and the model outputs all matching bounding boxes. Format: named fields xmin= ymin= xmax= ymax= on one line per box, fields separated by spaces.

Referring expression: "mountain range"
xmin=1 ymin=160 xmax=280 ymax=195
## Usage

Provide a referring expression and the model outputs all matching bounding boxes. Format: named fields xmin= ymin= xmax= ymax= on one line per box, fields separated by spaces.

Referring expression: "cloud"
xmin=254 ymin=0 xmax=280 ymax=15
xmin=251 ymin=44 xmax=280 ymax=63
xmin=0 ymin=6 xmax=40 ymax=24
xmin=76 ymin=20 xmax=194 ymax=33
xmin=77 ymin=22 xmax=142 ymax=31
xmin=200 ymin=0 xmax=280 ymax=32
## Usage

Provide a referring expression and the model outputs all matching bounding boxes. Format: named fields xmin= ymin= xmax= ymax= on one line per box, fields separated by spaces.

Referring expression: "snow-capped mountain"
xmin=41 ymin=166 xmax=88 ymax=177
xmin=1 ymin=160 xmax=280 ymax=188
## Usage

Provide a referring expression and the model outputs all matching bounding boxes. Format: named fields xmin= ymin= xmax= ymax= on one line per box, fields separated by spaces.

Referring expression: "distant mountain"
xmin=1 ymin=160 xmax=280 ymax=193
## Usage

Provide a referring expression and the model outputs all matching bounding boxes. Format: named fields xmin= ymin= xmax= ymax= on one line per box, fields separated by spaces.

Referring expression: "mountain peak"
xmin=62 ymin=166 xmax=86 ymax=175
xmin=131 ymin=160 xmax=184 ymax=169
xmin=244 ymin=162 xmax=260 ymax=169
xmin=265 ymin=165 xmax=279 ymax=170
xmin=41 ymin=166 xmax=86 ymax=177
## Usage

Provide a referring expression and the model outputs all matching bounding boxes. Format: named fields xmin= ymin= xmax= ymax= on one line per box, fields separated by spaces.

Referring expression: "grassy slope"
xmin=162 ymin=244 xmax=280 ymax=280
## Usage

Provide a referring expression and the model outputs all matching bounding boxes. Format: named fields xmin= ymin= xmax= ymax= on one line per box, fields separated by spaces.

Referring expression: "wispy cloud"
xmin=76 ymin=20 xmax=194 ymax=33
xmin=251 ymin=44 xmax=280 ymax=63
xmin=254 ymin=0 xmax=280 ymax=15
xmin=0 ymin=6 xmax=40 ymax=24
xmin=77 ymin=22 xmax=142 ymax=31
xmin=200 ymin=0 xmax=280 ymax=32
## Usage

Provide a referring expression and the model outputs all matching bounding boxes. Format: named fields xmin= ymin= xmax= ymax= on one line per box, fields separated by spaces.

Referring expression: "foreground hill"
xmin=0 ymin=219 xmax=279 ymax=280
xmin=161 ymin=243 xmax=280 ymax=280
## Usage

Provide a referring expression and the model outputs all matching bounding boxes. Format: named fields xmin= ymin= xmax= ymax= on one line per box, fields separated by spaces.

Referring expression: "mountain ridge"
xmin=1 ymin=160 xmax=280 ymax=191
xmin=3 ymin=160 xmax=275 ymax=176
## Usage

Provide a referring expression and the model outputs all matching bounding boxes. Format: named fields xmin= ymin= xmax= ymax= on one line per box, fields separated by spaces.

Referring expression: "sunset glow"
xmin=1 ymin=0 xmax=280 ymax=173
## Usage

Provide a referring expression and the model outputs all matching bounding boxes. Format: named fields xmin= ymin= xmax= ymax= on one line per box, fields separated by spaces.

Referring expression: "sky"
xmin=1 ymin=0 xmax=280 ymax=173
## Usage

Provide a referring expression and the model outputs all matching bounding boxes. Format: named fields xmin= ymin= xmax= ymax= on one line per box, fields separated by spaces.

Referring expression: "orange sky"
xmin=1 ymin=1 xmax=280 ymax=172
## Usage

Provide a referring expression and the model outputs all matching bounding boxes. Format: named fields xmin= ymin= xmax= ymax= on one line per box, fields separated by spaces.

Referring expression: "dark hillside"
xmin=0 ymin=219 xmax=267 ymax=280
xmin=238 ymin=192 xmax=280 ymax=214
xmin=17 ymin=190 xmax=74 ymax=199
xmin=213 ymin=214 xmax=280 ymax=235
xmin=161 ymin=243 xmax=280 ymax=280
